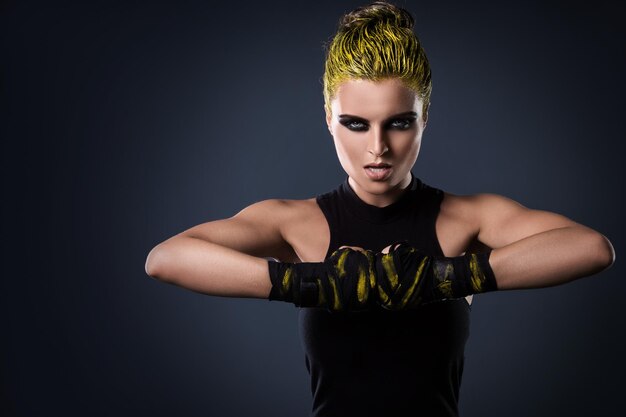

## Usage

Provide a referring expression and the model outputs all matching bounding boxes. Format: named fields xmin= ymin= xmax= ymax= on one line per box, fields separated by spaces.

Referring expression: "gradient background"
xmin=2 ymin=0 xmax=624 ymax=416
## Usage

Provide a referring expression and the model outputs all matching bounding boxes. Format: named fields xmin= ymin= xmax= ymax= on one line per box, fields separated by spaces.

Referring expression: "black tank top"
xmin=298 ymin=171 xmax=471 ymax=417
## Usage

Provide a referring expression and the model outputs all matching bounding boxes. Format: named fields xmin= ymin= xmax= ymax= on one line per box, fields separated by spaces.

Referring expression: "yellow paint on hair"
xmin=322 ymin=2 xmax=431 ymax=118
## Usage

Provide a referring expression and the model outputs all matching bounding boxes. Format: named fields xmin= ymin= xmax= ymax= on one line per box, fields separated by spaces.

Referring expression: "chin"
xmin=358 ymin=173 xmax=400 ymax=191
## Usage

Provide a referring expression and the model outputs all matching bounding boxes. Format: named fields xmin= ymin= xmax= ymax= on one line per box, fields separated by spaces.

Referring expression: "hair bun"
xmin=339 ymin=1 xmax=414 ymax=31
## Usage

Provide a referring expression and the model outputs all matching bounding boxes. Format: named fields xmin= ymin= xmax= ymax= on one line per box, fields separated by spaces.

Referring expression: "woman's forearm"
xmin=145 ymin=236 xmax=272 ymax=299
xmin=488 ymin=226 xmax=615 ymax=290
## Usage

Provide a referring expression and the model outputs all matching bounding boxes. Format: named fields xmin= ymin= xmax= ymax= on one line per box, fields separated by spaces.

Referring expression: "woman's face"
xmin=326 ymin=77 xmax=428 ymax=207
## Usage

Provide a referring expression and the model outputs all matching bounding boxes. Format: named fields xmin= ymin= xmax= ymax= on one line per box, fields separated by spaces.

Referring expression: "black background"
xmin=2 ymin=0 xmax=625 ymax=416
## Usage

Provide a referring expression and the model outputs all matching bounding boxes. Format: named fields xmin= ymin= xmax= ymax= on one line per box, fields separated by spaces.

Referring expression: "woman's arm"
xmin=145 ymin=199 xmax=297 ymax=298
xmin=145 ymin=237 xmax=272 ymax=298
xmin=471 ymin=194 xmax=615 ymax=290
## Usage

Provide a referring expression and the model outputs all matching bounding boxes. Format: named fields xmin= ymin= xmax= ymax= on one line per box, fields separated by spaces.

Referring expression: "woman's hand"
xmin=269 ymin=246 xmax=377 ymax=311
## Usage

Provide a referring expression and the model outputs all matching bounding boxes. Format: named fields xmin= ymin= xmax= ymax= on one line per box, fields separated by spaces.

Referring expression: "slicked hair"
xmin=323 ymin=1 xmax=432 ymax=120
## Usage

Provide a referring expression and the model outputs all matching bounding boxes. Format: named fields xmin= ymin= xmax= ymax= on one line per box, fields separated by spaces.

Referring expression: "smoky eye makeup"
xmin=387 ymin=117 xmax=417 ymax=130
xmin=338 ymin=114 xmax=417 ymax=132
xmin=338 ymin=117 xmax=369 ymax=131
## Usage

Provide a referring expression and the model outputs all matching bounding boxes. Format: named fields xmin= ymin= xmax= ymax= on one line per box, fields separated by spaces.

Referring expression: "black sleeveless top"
xmin=298 ymin=171 xmax=471 ymax=417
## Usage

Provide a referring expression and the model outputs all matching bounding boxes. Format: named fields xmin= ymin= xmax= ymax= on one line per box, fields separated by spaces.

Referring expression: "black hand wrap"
xmin=375 ymin=240 xmax=498 ymax=309
xmin=267 ymin=247 xmax=377 ymax=312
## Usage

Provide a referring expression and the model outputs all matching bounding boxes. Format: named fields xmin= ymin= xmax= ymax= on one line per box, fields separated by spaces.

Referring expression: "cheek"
xmin=390 ymin=135 xmax=421 ymax=161
xmin=332 ymin=133 xmax=363 ymax=167
xmin=403 ymin=140 xmax=421 ymax=163
xmin=404 ymin=137 xmax=420 ymax=152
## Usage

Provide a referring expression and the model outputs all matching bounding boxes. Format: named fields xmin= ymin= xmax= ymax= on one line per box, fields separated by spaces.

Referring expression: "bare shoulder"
xmin=177 ymin=197 xmax=315 ymax=262
xmin=439 ymin=191 xmax=483 ymax=223
xmin=231 ymin=197 xmax=321 ymax=239
xmin=440 ymin=191 xmax=526 ymax=221
xmin=280 ymin=196 xmax=320 ymax=216
xmin=435 ymin=191 xmax=483 ymax=254
xmin=441 ymin=191 xmax=581 ymax=249
xmin=240 ymin=196 xmax=325 ymax=261
xmin=233 ymin=197 xmax=296 ymax=221
xmin=276 ymin=197 xmax=332 ymax=263
xmin=231 ymin=196 xmax=317 ymax=224
xmin=278 ymin=196 xmax=327 ymax=236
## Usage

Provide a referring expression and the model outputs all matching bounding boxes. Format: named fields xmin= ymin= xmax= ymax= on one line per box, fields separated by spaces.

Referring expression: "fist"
xmin=374 ymin=240 xmax=433 ymax=310
xmin=323 ymin=246 xmax=377 ymax=311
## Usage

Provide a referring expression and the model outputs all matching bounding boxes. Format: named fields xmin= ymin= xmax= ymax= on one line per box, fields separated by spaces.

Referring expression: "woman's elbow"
xmin=590 ymin=232 xmax=615 ymax=272
xmin=145 ymin=244 xmax=171 ymax=281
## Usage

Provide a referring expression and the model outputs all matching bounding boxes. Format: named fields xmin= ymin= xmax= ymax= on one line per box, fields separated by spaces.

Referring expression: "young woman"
xmin=144 ymin=2 xmax=615 ymax=416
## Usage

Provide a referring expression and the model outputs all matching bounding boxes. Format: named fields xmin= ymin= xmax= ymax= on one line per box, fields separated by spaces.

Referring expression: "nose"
xmin=368 ymin=125 xmax=389 ymax=157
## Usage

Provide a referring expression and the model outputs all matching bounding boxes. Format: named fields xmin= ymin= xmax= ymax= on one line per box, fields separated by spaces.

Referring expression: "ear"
xmin=422 ymin=103 xmax=429 ymax=128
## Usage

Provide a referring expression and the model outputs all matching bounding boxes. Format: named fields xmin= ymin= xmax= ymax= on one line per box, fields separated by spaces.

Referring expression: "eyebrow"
xmin=337 ymin=111 xmax=418 ymax=122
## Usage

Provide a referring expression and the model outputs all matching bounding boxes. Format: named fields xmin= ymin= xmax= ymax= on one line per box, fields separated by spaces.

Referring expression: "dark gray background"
xmin=2 ymin=0 xmax=624 ymax=416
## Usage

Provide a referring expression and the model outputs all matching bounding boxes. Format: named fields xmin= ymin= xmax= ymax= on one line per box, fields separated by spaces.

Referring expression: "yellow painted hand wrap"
xmin=267 ymin=247 xmax=377 ymax=312
xmin=269 ymin=241 xmax=497 ymax=311
xmin=374 ymin=240 xmax=498 ymax=310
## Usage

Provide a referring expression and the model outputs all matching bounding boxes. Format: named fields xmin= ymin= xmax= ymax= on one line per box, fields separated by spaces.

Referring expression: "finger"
xmin=382 ymin=244 xmax=392 ymax=254
xmin=339 ymin=245 xmax=366 ymax=253
xmin=387 ymin=240 xmax=412 ymax=252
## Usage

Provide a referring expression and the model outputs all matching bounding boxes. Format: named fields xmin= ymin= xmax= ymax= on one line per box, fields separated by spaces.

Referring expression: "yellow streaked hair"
xmin=322 ymin=1 xmax=432 ymax=120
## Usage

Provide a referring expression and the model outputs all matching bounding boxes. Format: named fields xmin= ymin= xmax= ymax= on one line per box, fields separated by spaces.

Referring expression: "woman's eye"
xmin=341 ymin=120 xmax=368 ymax=131
xmin=339 ymin=118 xmax=414 ymax=131
xmin=389 ymin=119 xmax=414 ymax=130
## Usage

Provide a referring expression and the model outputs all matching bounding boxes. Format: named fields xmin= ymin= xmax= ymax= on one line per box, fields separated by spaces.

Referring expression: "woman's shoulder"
xmin=441 ymin=190 xmax=527 ymax=217
xmin=438 ymin=188 xmax=592 ymax=253
xmin=281 ymin=197 xmax=322 ymax=217
xmin=249 ymin=195 xmax=319 ymax=206
xmin=440 ymin=190 xmax=477 ymax=218
xmin=253 ymin=197 xmax=320 ymax=223
xmin=440 ymin=189 xmax=512 ymax=214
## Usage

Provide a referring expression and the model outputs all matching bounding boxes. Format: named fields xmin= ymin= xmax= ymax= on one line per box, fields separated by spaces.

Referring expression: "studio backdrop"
xmin=2 ymin=1 xmax=624 ymax=416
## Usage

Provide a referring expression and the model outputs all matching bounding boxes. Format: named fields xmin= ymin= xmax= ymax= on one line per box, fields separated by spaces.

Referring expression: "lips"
xmin=365 ymin=163 xmax=392 ymax=168
xmin=364 ymin=164 xmax=393 ymax=180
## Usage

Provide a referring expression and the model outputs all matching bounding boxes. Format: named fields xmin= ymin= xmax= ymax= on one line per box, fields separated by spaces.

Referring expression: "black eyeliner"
xmin=337 ymin=112 xmax=417 ymax=132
